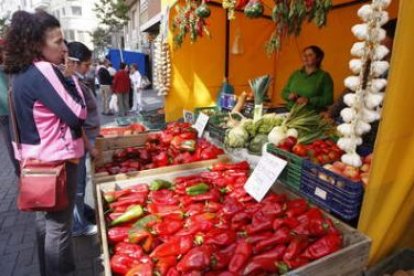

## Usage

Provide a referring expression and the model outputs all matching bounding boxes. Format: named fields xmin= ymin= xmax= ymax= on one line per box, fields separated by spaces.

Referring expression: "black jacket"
xmin=97 ymin=67 xmax=112 ymax=85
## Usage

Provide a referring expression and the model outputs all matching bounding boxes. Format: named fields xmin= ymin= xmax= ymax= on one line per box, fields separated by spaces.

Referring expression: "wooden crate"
xmin=96 ymin=168 xmax=371 ymax=276
xmin=95 ymin=131 xmax=151 ymax=152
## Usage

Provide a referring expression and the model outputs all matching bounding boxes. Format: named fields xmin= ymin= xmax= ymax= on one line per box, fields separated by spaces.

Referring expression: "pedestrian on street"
xmin=4 ymin=10 xmax=86 ymax=276
xmin=97 ymin=59 xmax=113 ymax=115
xmin=107 ymin=62 xmax=116 ymax=77
xmin=67 ymin=41 xmax=100 ymax=237
xmin=112 ymin=62 xmax=131 ymax=117
xmin=129 ymin=63 xmax=142 ymax=112
xmin=0 ymin=38 xmax=20 ymax=176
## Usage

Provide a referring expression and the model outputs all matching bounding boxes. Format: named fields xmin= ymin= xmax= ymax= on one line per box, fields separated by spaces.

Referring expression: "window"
xmin=62 ymin=7 xmax=65 ymax=16
xmin=71 ymin=6 xmax=82 ymax=16
xmin=131 ymin=9 xmax=136 ymax=29
xmin=56 ymin=10 xmax=60 ymax=19
xmin=77 ymin=31 xmax=85 ymax=42
xmin=65 ymin=30 xmax=75 ymax=41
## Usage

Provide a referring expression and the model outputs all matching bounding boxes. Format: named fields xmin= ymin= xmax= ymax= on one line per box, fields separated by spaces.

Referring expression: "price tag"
xmin=183 ymin=110 xmax=194 ymax=124
xmin=314 ymin=187 xmax=327 ymax=200
xmin=192 ymin=112 xmax=210 ymax=138
xmin=244 ymin=152 xmax=288 ymax=202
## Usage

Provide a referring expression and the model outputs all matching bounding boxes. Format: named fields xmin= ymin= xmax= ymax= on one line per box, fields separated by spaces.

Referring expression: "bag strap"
xmin=7 ymin=75 xmax=22 ymax=151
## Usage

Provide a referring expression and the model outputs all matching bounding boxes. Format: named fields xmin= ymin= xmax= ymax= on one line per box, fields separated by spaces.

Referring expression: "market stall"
xmin=91 ymin=0 xmax=414 ymax=275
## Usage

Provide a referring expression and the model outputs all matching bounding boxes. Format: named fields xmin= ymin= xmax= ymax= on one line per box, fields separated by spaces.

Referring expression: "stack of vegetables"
xmin=224 ymin=104 xmax=333 ymax=155
xmin=95 ymin=122 xmax=224 ymax=175
xmin=104 ymin=161 xmax=343 ymax=275
xmin=337 ymin=0 xmax=391 ymax=167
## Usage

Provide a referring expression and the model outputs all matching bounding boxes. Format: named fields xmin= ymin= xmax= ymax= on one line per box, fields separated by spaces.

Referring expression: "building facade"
xmin=0 ymin=0 xmax=99 ymax=49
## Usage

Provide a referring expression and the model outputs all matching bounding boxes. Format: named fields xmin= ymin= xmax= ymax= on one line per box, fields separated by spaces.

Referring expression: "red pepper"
xmin=110 ymin=254 xmax=139 ymax=275
xmin=211 ymin=161 xmax=250 ymax=171
xmin=204 ymin=228 xmax=237 ymax=247
xmin=166 ymin=267 xmax=180 ymax=276
xmin=179 ymin=131 xmax=197 ymax=140
xmin=262 ymin=193 xmax=287 ymax=204
xmin=177 ymin=245 xmax=213 ymax=272
xmin=188 ymin=189 xmax=221 ymax=203
xmin=204 ymin=201 xmax=222 ymax=213
xmin=114 ymin=242 xmax=143 ymax=260
xmin=228 ymin=241 xmax=253 ymax=273
xmin=174 ymin=152 xmax=194 ymax=164
xmin=277 ymin=257 xmax=310 ymax=273
xmin=261 ymin=202 xmax=284 ymax=217
xmin=284 ymin=236 xmax=310 ymax=261
xmin=175 ymin=175 xmax=203 ymax=184
xmin=155 ymin=256 xmax=177 ymax=276
xmin=185 ymin=203 xmax=205 ymax=216
xmin=153 ymin=219 xmax=184 ymax=235
xmin=200 ymin=171 xmax=223 ymax=180
xmin=297 ymin=208 xmax=324 ymax=224
xmin=222 ymin=197 xmax=244 ymax=217
xmin=246 ymin=220 xmax=273 ymax=235
xmin=245 ymin=231 xmax=274 ymax=244
xmin=286 ymin=199 xmax=309 ymax=218
xmin=107 ymin=212 xmax=123 ymax=222
xmin=254 ymin=227 xmax=293 ymax=253
xmin=301 ymin=233 xmax=342 ymax=260
xmin=149 ymin=190 xmax=179 ymax=205
xmin=200 ymin=147 xmax=221 ymax=160
xmin=273 ymin=217 xmax=300 ymax=231
xmin=125 ymin=263 xmax=153 ymax=276
xmin=153 ymin=152 xmax=170 ymax=167
xmin=147 ymin=203 xmax=181 ymax=215
xmin=211 ymin=243 xmax=237 ymax=271
xmin=231 ymin=212 xmax=251 ymax=230
xmin=128 ymin=228 xmax=151 ymax=244
xmin=108 ymin=226 xmax=130 ymax=243
xmin=150 ymin=235 xmax=194 ymax=258
xmin=243 ymin=245 xmax=287 ymax=274
xmin=109 ymin=193 xmax=147 ymax=209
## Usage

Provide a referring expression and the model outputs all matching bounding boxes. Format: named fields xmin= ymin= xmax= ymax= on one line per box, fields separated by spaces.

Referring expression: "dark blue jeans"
xmin=72 ymin=138 xmax=95 ymax=234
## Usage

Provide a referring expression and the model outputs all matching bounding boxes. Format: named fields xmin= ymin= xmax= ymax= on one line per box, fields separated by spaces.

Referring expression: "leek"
xmin=249 ymin=75 xmax=271 ymax=122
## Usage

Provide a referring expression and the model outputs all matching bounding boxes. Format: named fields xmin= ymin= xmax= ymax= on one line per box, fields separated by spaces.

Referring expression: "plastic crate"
xmin=365 ymin=249 xmax=414 ymax=276
xmin=207 ymin=124 xmax=227 ymax=143
xmin=300 ymin=150 xmax=373 ymax=221
xmin=267 ymin=144 xmax=304 ymax=191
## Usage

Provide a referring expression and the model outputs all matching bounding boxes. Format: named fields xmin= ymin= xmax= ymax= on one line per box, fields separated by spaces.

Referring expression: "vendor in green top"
xmin=282 ymin=45 xmax=334 ymax=112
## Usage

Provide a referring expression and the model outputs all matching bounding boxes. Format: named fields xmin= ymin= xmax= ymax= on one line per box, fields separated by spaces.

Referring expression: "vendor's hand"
xmin=296 ymin=96 xmax=309 ymax=105
xmin=288 ymin=92 xmax=298 ymax=101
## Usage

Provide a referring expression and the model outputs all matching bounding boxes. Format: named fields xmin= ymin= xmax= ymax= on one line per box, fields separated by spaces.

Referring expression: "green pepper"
xmin=104 ymin=191 xmax=116 ymax=203
xmin=149 ymin=179 xmax=172 ymax=191
xmin=186 ymin=183 xmax=210 ymax=196
xmin=132 ymin=214 xmax=160 ymax=230
xmin=111 ymin=205 xmax=144 ymax=226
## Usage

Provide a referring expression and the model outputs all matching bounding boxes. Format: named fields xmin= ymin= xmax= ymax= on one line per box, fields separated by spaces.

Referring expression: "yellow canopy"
xmin=162 ymin=0 xmax=414 ymax=265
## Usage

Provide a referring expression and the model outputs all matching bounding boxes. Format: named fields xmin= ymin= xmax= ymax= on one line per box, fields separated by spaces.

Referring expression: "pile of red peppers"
xmin=104 ymin=161 xmax=343 ymax=275
xmin=96 ymin=122 xmax=224 ymax=175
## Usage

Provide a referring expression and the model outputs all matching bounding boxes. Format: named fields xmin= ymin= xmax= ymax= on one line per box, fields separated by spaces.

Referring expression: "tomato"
xmin=292 ymin=144 xmax=307 ymax=157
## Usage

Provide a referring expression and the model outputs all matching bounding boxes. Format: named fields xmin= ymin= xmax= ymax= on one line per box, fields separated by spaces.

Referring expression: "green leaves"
xmin=93 ymin=0 xmax=129 ymax=32
xmin=267 ymin=0 xmax=332 ymax=55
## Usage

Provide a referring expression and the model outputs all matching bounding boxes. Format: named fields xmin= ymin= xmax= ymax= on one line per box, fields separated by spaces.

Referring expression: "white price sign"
xmin=244 ymin=152 xmax=288 ymax=202
xmin=192 ymin=112 xmax=210 ymax=138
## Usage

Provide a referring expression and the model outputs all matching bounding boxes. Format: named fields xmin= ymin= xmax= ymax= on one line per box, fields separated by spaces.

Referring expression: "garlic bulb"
xmin=357 ymin=5 xmax=374 ymax=21
xmin=373 ymin=45 xmax=390 ymax=60
xmin=371 ymin=78 xmax=388 ymax=92
xmin=352 ymin=24 xmax=369 ymax=40
xmin=364 ymin=92 xmax=384 ymax=109
xmin=355 ymin=120 xmax=372 ymax=135
xmin=371 ymin=28 xmax=386 ymax=42
xmin=372 ymin=61 xmax=390 ymax=77
xmin=341 ymin=153 xmax=362 ymax=167
xmin=344 ymin=76 xmax=361 ymax=91
xmin=361 ymin=108 xmax=381 ymax=123
xmin=351 ymin=42 xmax=365 ymax=57
xmin=337 ymin=137 xmax=356 ymax=152
xmin=341 ymin=108 xmax=357 ymax=123
xmin=344 ymin=93 xmax=357 ymax=107
xmin=379 ymin=11 xmax=389 ymax=26
xmin=337 ymin=123 xmax=354 ymax=136
xmin=373 ymin=0 xmax=391 ymax=9
xmin=355 ymin=137 xmax=363 ymax=146
xmin=349 ymin=59 xmax=363 ymax=74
